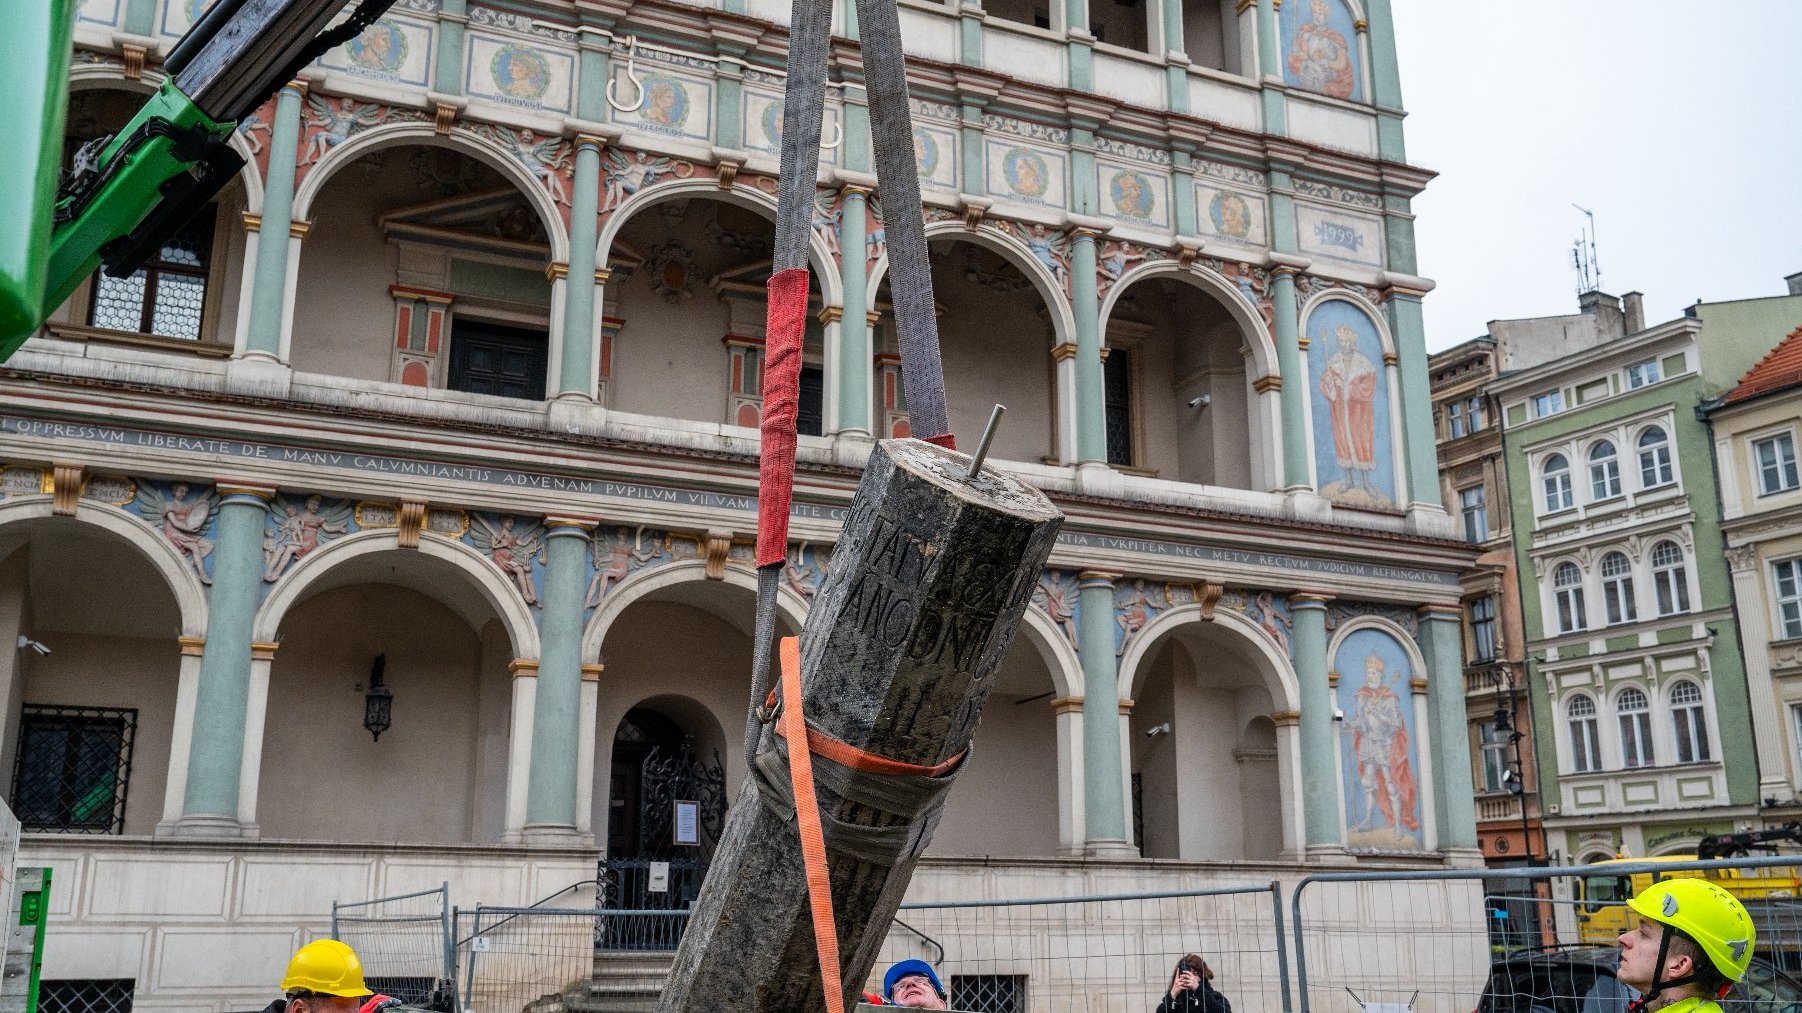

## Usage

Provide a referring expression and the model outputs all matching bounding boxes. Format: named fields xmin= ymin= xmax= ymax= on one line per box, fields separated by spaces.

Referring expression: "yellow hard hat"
xmin=280 ymin=939 xmax=374 ymax=997
xmin=1627 ymin=879 xmax=1757 ymax=983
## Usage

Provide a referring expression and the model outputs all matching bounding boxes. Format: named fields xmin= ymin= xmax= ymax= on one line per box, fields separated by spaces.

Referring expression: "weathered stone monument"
xmin=656 ymin=438 xmax=1061 ymax=1013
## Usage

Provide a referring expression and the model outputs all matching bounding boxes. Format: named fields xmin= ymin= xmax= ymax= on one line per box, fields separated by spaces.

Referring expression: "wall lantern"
xmin=364 ymin=654 xmax=392 ymax=742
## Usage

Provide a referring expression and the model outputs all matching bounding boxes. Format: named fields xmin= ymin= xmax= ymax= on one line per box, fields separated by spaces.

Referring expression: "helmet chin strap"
xmin=1627 ymin=931 xmax=1700 ymax=1013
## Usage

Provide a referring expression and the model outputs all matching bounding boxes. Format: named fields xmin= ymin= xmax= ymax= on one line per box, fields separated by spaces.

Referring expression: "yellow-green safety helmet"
xmin=1627 ymin=878 xmax=1756 ymax=983
xmin=280 ymin=939 xmax=374 ymax=997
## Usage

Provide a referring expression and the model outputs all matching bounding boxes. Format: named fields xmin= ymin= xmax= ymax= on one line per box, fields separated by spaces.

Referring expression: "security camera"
xmin=1332 ymin=707 xmax=1345 ymax=721
xmin=15 ymin=636 xmax=49 ymax=656
xmin=1187 ymin=395 xmax=1211 ymax=409
xmin=1145 ymin=722 xmax=1171 ymax=739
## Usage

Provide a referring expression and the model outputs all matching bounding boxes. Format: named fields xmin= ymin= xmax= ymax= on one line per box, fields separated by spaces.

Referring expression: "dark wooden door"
xmin=447 ymin=320 xmax=548 ymax=400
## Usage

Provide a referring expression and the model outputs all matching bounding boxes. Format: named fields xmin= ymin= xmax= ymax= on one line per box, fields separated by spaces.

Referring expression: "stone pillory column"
xmin=177 ymin=482 xmax=274 ymax=836
xmin=525 ymin=517 xmax=594 ymax=840
xmin=658 ymin=440 xmax=1061 ymax=1013
xmin=1289 ymin=591 xmax=1341 ymax=852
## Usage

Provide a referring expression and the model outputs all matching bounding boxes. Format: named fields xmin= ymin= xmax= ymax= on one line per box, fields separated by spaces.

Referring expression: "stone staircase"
xmin=560 ymin=951 xmax=675 ymax=1012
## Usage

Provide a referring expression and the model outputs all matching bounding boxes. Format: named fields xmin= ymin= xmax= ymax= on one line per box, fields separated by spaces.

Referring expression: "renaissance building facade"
xmin=4 ymin=0 xmax=1475 ymax=1007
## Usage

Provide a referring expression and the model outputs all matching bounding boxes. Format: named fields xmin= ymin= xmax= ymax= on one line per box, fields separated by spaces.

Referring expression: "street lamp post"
xmin=1492 ymin=684 xmax=1536 ymax=865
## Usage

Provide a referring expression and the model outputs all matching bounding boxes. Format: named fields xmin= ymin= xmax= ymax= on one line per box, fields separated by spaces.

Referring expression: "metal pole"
xmin=441 ymin=882 xmax=454 ymax=995
xmin=330 ymin=899 xmax=340 ymax=941
xmin=464 ymin=904 xmax=482 ymax=1008
xmin=1269 ymin=882 xmax=1292 ymax=1013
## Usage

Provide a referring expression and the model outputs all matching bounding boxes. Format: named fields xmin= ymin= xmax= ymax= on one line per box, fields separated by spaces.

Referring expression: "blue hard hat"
xmin=884 ymin=959 xmax=944 ymax=1001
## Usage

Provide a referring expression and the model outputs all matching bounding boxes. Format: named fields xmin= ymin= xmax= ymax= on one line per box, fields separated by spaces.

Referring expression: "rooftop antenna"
xmin=1571 ymin=204 xmax=1602 ymax=296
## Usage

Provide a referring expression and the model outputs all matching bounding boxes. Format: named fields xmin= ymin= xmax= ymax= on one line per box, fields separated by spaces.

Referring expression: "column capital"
xmin=545 ymin=262 xmax=571 ymax=282
xmin=1270 ymin=709 xmax=1301 ymax=726
xmin=816 ymin=306 xmax=844 ymax=325
xmin=545 ymin=515 xmax=600 ymax=535
xmin=216 ymin=482 xmax=277 ymax=506
xmin=1409 ymin=676 xmax=1429 ymax=696
xmin=1051 ymin=341 xmax=1078 ymax=362
xmin=1077 ymin=569 xmax=1121 ymax=589
xmin=510 ymin=659 xmax=541 ymax=678
xmin=1117 ymin=698 xmax=1134 ymax=715
xmin=1418 ymin=603 xmax=1462 ymax=622
xmin=251 ymin=642 xmax=279 ymax=661
xmin=581 ymin=663 xmax=606 ymax=682
xmin=1267 ymin=252 xmax=1311 ymax=275
xmin=1289 ymin=591 xmax=1333 ymax=610
xmin=1050 ymin=694 xmax=1084 ymax=714
xmin=1252 ymin=374 xmax=1282 ymax=393
xmin=178 ymin=635 xmax=206 ymax=657
xmin=279 ymin=79 xmax=309 ymax=99
xmin=1065 ymin=213 xmax=1112 ymax=238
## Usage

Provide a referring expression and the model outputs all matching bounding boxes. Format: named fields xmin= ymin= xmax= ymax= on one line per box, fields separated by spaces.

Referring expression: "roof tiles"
xmin=1724 ymin=325 xmax=1802 ymax=404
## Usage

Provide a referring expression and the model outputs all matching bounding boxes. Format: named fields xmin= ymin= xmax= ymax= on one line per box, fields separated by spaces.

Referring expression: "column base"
xmin=1083 ymin=838 xmax=1140 ymax=859
xmin=1404 ymin=502 xmax=1457 ymax=539
xmin=831 ymin=430 xmax=876 ymax=469
xmin=1302 ymin=843 xmax=1357 ymax=866
xmin=1283 ymin=489 xmax=1333 ymax=522
xmin=517 ymin=822 xmax=593 ymax=846
xmin=1073 ymin=461 xmax=1124 ymax=499
xmin=1759 ymin=783 xmax=1798 ymax=808
xmin=225 ymin=355 xmax=292 ymax=398
xmin=547 ymin=394 xmax=607 ymax=436
xmin=1440 ymin=845 xmax=1487 ymax=869
xmin=158 ymin=814 xmax=258 ymax=839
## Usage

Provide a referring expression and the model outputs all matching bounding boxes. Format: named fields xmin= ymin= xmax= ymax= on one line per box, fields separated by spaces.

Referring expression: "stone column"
xmin=1729 ymin=546 xmax=1792 ymax=801
xmin=434 ymin=0 xmax=469 ymax=95
xmin=159 ymin=635 xmax=207 ymax=828
xmin=1290 ymin=591 xmax=1340 ymax=852
xmin=836 ymin=183 xmax=873 ymax=437
xmin=1271 ymin=709 xmax=1303 ymax=856
xmin=1269 ymin=259 xmax=1310 ymax=489
xmin=1068 ymin=226 xmax=1106 ymax=466
xmin=174 ymin=483 xmax=273 ymax=837
xmin=524 ymin=517 xmax=594 ymax=841
xmin=1066 ymin=0 xmax=1093 ymax=89
xmin=577 ymin=662 xmax=604 ymax=837
xmin=1079 ymin=571 xmax=1132 ymax=854
xmin=503 ymin=658 xmax=539 ymax=839
xmin=1360 ymin=0 xmax=1406 ymax=161
xmin=1387 ymin=282 xmax=1442 ymax=510
xmin=1420 ymin=605 xmax=1476 ymax=850
xmin=243 ymin=82 xmax=305 ymax=361
xmin=556 ymin=135 xmax=605 ymax=400
xmin=959 ymin=0 xmax=983 ymax=65
xmin=1159 ymin=0 xmax=1188 ymax=113
xmin=1052 ymin=694 xmax=1086 ymax=853
xmin=1254 ymin=0 xmax=1286 ymax=132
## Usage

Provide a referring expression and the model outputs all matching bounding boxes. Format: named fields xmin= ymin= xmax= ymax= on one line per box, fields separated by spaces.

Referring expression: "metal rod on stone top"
xmin=965 ymin=404 xmax=1006 ymax=480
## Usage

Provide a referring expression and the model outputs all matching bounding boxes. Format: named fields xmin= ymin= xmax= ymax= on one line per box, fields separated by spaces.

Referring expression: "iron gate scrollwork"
xmin=598 ymin=737 xmax=725 ymax=951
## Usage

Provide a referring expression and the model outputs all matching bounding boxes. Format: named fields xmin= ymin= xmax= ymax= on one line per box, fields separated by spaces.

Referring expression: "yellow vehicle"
xmin=1575 ymin=856 xmax=1802 ymax=946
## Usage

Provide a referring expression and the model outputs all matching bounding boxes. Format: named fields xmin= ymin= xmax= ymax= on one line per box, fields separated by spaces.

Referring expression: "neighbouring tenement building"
xmin=4 ymin=0 xmax=1481 ymax=1008
xmin=1495 ymin=286 xmax=1802 ymax=864
xmin=1703 ymin=295 xmax=1802 ymax=816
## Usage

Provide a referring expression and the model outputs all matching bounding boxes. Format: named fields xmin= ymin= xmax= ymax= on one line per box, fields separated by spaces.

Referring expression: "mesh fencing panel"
xmin=873 ymin=885 xmax=1289 ymax=1013
xmin=457 ymin=906 xmax=600 ymax=1013
xmin=332 ymin=885 xmax=451 ymax=1006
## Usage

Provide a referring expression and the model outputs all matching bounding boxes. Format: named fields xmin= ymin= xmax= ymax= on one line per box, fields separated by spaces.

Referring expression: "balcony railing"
xmin=1476 ymin=794 xmax=1522 ymax=823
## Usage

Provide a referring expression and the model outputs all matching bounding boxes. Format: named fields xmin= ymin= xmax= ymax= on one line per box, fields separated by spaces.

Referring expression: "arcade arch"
xmin=597 ymin=188 xmax=833 ymax=433
xmin=1101 ymin=265 xmax=1278 ymax=490
xmin=1120 ymin=606 xmax=1299 ymax=860
xmin=289 ymin=136 xmax=562 ymax=397
xmin=251 ymin=531 xmax=534 ymax=843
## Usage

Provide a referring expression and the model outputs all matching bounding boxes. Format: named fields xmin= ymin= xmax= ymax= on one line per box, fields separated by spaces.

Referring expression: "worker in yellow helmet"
xmin=1617 ymin=879 xmax=1756 ymax=1013
xmin=263 ymin=939 xmax=405 ymax=1013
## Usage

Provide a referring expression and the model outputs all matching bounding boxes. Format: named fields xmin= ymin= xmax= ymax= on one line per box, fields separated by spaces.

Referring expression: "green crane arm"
xmin=0 ymin=0 xmax=398 ymax=361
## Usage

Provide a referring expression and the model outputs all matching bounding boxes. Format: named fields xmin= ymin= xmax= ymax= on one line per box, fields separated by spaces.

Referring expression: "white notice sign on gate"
xmin=648 ymin=861 xmax=670 ymax=893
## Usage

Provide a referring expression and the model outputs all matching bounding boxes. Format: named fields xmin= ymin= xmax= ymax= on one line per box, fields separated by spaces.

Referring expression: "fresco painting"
xmin=1196 ymin=184 xmax=1268 ymax=247
xmin=1279 ymin=0 xmax=1363 ymax=102
xmin=1096 ymin=160 xmax=1169 ymax=229
xmin=985 ymin=141 xmax=1065 ymax=208
xmin=1334 ymin=626 xmax=1424 ymax=851
xmin=1306 ymin=299 xmax=1397 ymax=510
xmin=465 ymin=36 xmax=574 ymax=112
xmin=320 ymin=18 xmax=431 ymax=87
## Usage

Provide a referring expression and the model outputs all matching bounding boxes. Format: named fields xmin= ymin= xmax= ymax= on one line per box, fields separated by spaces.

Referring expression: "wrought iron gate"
xmin=598 ymin=737 xmax=725 ymax=951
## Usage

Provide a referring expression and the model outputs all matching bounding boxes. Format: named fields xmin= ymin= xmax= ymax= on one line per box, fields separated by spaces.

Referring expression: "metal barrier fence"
xmin=457 ymin=905 xmax=596 ymax=1013
xmin=1291 ymin=855 xmax=1802 ymax=1013
xmin=876 ymin=883 xmax=1291 ymax=1013
xmin=331 ymin=883 xmax=456 ymax=1009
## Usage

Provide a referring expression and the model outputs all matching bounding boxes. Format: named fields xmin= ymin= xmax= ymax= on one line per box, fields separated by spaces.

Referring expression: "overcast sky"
xmin=1388 ymin=1 xmax=1802 ymax=352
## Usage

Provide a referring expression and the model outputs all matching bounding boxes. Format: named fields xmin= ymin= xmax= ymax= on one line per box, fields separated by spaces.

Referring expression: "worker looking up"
xmin=262 ymin=939 xmax=406 ymax=1013
xmin=883 ymin=959 xmax=950 ymax=1010
xmin=1616 ymin=880 xmax=1755 ymax=1013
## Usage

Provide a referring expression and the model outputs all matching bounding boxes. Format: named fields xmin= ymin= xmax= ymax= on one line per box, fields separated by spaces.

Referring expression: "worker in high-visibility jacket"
xmin=1617 ymin=879 xmax=1756 ymax=1013
xmin=263 ymin=939 xmax=406 ymax=1013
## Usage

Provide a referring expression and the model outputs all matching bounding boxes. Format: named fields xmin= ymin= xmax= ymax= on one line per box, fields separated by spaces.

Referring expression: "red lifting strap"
xmin=778 ymin=636 xmax=846 ymax=1013
xmin=757 ymin=268 xmax=811 ymax=569
xmin=766 ymin=689 xmax=966 ymax=778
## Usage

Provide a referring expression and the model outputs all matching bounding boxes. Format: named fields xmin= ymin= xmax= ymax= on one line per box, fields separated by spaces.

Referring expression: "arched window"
xmin=1568 ymin=695 xmax=1600 ymax=773
xmin=1617 ymin=688 xmax=1653 ymax=768
xmin=1600 ymin=551 xmax=1638 ymax=625
xmin=1670 ymin=680 xmax=1710 ymax=764
xmin=1543 ymin=454 xmax=1574 ymax=513
xmin=1554 ymin=562 xmax=1587 ymax=633
xmin=1589 ymin=441 xmax=1622 ymax=500
xmin=1638 ymin=427 xmax=1674 ymax=488
xmin=1651 ymin=541 xmax=1691 ymax=616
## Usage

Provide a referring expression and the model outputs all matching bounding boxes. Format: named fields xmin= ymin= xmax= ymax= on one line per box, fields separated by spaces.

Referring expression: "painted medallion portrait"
xmin=640 ymin=76 xmax=690 ymax=128
xmin=1209 ymin=190 xmax=1255 ymax=239
xmin=345 ymin=19 xmax=407 ymax=74
xmin=913 ymin=127 xmax=940 ymax=178
xmin=761 ymin=98 xmax=785 ymax=146
xmin=491 ymin=45 xmax=551 ymax=102
xmin=1109 ymin=170 xmax=1153 ymax=219
xmin=1002 ymin=147 xmax=1050 ymax=198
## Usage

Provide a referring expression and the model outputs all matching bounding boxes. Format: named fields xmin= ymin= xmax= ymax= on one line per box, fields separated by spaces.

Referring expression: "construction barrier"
xmin=876 ymin=883 xmax=1292 ymax=1013
xmin=331 ymin=883 xmax=456 ymax=1009
xmin=456 ymin=905 xmax=597 ymax=1013
xmin=1290 ymin=855 xmax=1802 ymax=1013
